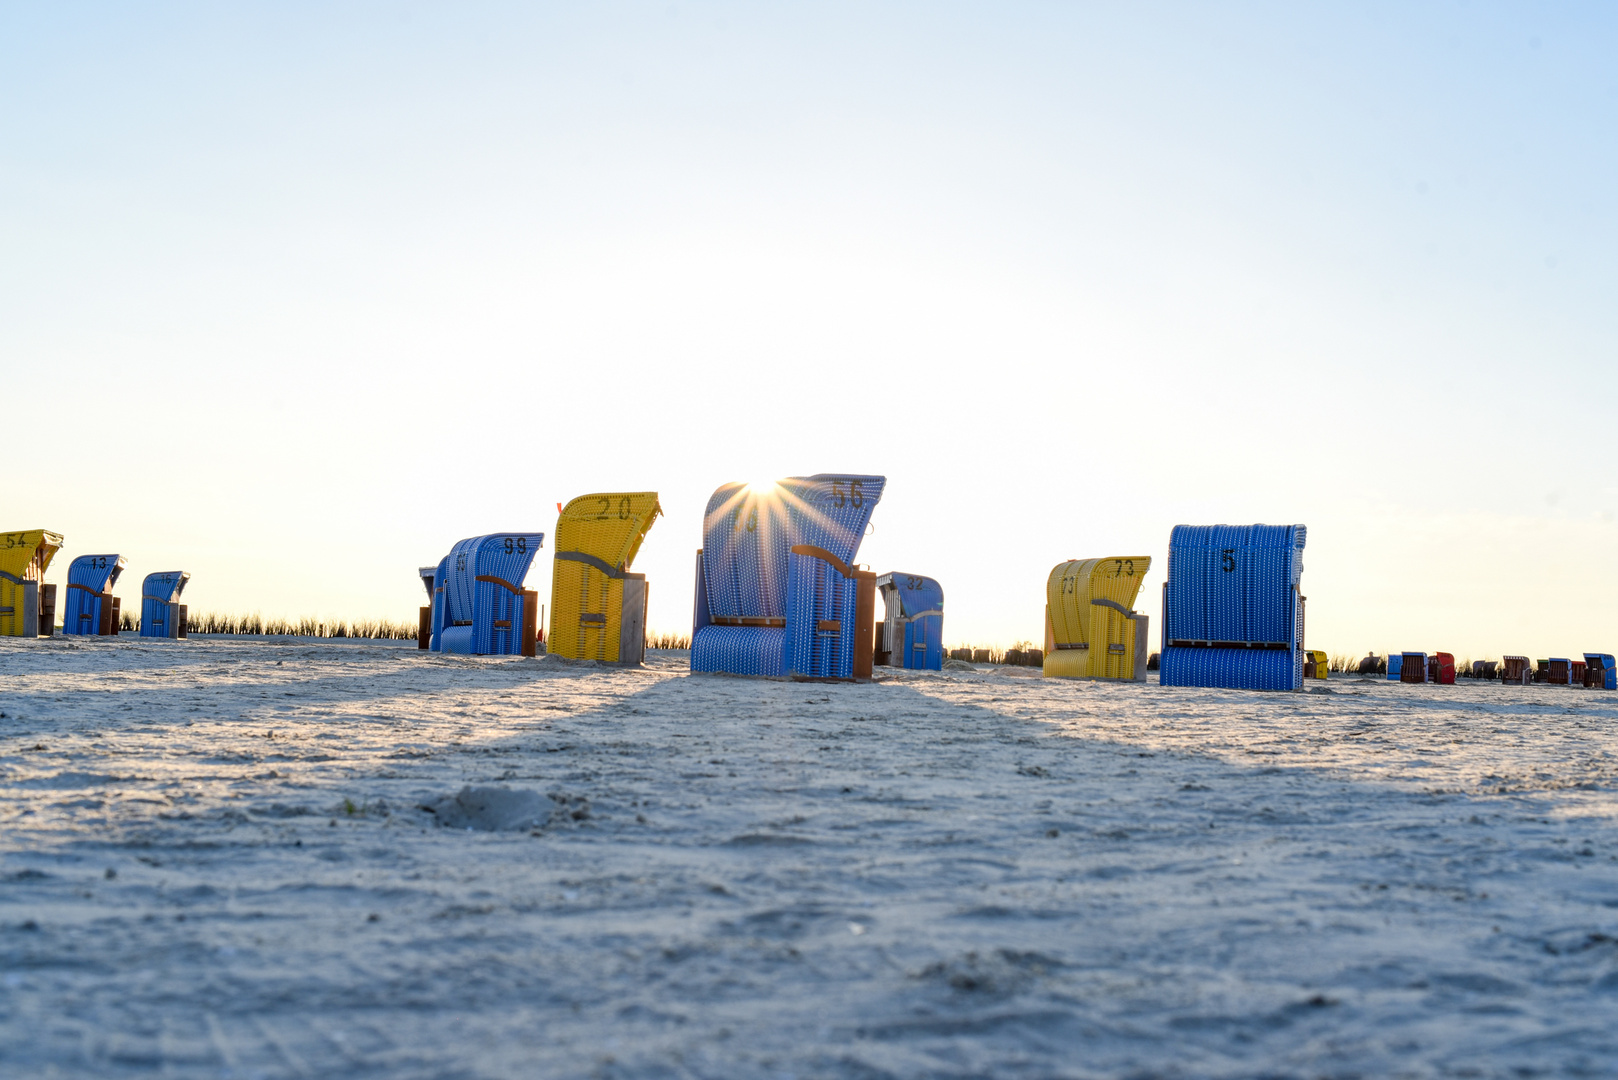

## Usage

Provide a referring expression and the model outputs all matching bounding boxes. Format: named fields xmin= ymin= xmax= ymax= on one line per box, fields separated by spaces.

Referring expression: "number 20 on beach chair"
xmin=0 ymin=530 xmax=63 ymax=638
xmin=62 ymin=553 xmax=128 ymax=636
xmin=691 ymin=475 xmax=884 ymax=681
xmin=548 ymin=492 xmax=661 ymax=665
xmin=139 ymin=571 xmax=190 ymax=638
xmin=427 ymin=533 xmax=545 ymax=656
xmin=1159 ymin=525 xmax=1307 ymax=691
xmin=874 ymin=573 xmax=944 ymax=670
xmin=1042 ymin=558 xmax=1152 ymax=681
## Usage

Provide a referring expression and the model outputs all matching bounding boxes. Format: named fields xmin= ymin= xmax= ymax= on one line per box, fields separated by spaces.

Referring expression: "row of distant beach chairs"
xmin=1375 ymin=652 xmax=1616 ymax=689
xmin=412 ymin=475 xmax=1321 ymax=691
xmin=0 ymin=532 xmax=188 ymax=639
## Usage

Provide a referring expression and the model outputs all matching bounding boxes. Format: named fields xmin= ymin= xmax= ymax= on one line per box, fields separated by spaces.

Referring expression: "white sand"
xmin=2 ymin=636 xmax=1616 ymax=1078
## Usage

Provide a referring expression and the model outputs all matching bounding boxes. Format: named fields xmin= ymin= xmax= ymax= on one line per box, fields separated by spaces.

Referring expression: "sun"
xmin=745 ymin=476 xmax=779 ymax=493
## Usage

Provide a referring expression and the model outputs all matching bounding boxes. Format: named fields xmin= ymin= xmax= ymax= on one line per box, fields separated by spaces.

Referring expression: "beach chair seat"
xmin=62 ymin=554 xmax=128 ymax=636
xmin=0 ymin=530 xmax=63 ymax=638
xmin=1159 ymin=525 xmax=1306 ymax=691
xmin=549 ymin=492 xmax=661 ymax=665
xmin=1583 ymin=653 xmax=1614 ymax=690
xmin=875 ymin=573 xmax=944 ymax=671
xmin=139 ymin=572 xmax=190 ymax=639
xmin=1043 ymin=558 xmax=1151 ymax=681
xmin=691 ymin=475 xmax=883 ymax=681
xmin=427 ymin=532 xmax=545 ymax=656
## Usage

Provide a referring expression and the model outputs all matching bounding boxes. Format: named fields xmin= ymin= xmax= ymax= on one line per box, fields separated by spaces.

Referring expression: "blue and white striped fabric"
xmin=692 ymin=474 xmax=884 ymax=679
xmin=139 ymin=571 xmax=189 ymax=638
xmin=61 ymin=554 xmax=127 ymax=636
xmin=1159 ymin=524 xmax=1306 ymax=691
xmin=429 ymin=533 xmax=544 ymax=656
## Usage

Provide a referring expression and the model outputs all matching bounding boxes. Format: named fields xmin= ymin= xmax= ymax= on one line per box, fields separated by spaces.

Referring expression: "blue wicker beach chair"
xmin=1583 ymin=653 xmax=1615 ymax=690
xmin=61 ymin=554 xmax=128 ymax=636
xmin=1386 ymin=653 xmax=1402 ymax=680
xmin=427 ymin=533 xmax=545 ymax=656
xmin=1159 ymin=524 xmax=1306 ymax=691
xmin=139 ymin=571 xmax=190 ymax=638
xmin=691 ymin=475 xmax=884 ymax=680
xmin=875 ymin=572 xmax=944 ymax=671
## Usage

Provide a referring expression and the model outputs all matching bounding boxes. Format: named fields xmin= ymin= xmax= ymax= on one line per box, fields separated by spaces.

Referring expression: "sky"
xmin=3 ymin=2 xmax=1616 ymax=660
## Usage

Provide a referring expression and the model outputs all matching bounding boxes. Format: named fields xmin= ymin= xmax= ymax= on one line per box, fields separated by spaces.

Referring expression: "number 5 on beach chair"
xmin=1159 ymin=525 xmax=1307 ymax=691
xmin=427 ymin=533 xmax=545 ymax=656
xmin=139 ymin=572 xmax=190 ymax=638
xmin=691 ymin=475 xmax=884 ymax=681
xmin=62 ymin=554 xmax=128 ymax=636
xmin=874 ymin=573 xmax=944 ymax=670
xmin=1042 ymin=558 xmax=1152 ymax=681
xmin=0 ymin=530 xmax=63 ymax=638
xmin=548 ymin=492 xmax=661 ymax=665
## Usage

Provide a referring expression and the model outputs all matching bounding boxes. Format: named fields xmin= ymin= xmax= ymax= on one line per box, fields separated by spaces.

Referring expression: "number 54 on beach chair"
xmin=427 ymin=533 xmax=545 ymax=656
xmin=62 ymin=553 xmax=128 ymax=636
xmin=691 ymin=475 xmax=884 ymax=681
xmin=1159 ymin=525 xmax=1307 ymax=691
xmin=0 ymin=529 xmax=63 ymax=638
xmin=1042 ymin=558 xmax=1152 ymax=681
xmin=548 ymin=492 xmax=661 ymax=665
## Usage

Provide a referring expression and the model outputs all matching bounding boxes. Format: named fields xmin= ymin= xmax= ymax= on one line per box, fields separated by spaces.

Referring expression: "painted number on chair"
xmin=905 ymin=576 xmax=925 ymax=590
xmin=501 ymin=537 xmax=529 ymax=556
xmin=733 ymin=506 xmax=758 ymax=533
xmin=1221 ymin=549 xmax=1236 ymax=573
xmin=1109 ymin=559 xmax=1136 ymax=577
xmin=831 ymin=480 xmax=864 ymax=509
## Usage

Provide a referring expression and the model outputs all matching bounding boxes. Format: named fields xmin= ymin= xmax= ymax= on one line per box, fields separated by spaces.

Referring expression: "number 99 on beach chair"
xmin=0 ymin=530 xmax=63 ymax=638
xmin=1042 ymin=558 xmax=1152 ymax=681
xmin=139 ymin=571 xmax=190 ymax=638
xmin=62 ymin=554 xmax=128 ymax=636
xmin=427 ymin=533 xmax=545 ymax=656
xmin=1159 ymin=525 xmax=1307 ymax=691
xmin=548 ymin=492 xmax=661 ymax=665
xmin=874 ymin=573 xmax=944 ymax=670
xmin=691 ymin=475 xmax=884 ymax=681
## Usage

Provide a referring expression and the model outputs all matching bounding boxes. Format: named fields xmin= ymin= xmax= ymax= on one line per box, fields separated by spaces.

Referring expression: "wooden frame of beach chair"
xmin=1043 ymin=558 xmax=1151 ymax=682
xmin=0 ymin=530 xmax=64 ymax=638
xmin=548 ymin=493 xmax=661 ymax=665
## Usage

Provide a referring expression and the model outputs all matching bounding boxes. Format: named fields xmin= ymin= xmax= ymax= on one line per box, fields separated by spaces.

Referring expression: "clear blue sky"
xmin=4 ymin=3 xmax=1615 ymax=657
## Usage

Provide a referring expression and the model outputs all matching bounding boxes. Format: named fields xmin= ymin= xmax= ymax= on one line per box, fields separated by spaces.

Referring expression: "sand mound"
xmin=424 ymin=786 xmax=552 ymax=831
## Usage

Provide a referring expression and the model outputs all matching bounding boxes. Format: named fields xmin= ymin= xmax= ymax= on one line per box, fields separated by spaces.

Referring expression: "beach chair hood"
xmin=550 ymin=492 xmax=661 ymax=663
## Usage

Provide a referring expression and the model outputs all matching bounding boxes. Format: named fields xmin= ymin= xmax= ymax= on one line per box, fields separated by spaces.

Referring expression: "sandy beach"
xmin=3 ymin=636 xmax=1616 ymax=1078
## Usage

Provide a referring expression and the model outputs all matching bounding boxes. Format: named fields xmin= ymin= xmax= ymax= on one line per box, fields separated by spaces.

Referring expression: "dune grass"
xmin=184 ymin=613 xmax=419 ymax=639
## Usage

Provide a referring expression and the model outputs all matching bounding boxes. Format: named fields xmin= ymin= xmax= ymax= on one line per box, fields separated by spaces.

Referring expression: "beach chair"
xmin=1159 ymin=525 xmax=1306 ymax=691
xmin=874 ymin=573 xmax=944 ymax=671
xmin=417 ymin=566 xmax=436 ymax=649
xmin=549 ymin=492 xmax=661 ymax=664
xmin=1500 ymin=655 xmax=1531 ymax=685
xmin=1432 ymin=652 xmax=1455 ymax=684
xmin=1386 ymin=653 xmax=1402 ymax=680
xmin=1043 ymin=557 xmax=1151 ymax=681
xmin=1547 ymin=658 xmax=1574 ymax=686
xmin=1583 ymin=654 xmax=1615 ymax=690
xmin=1535 ymin=659 xmax=1551 ymax=683
xmin=0 ymin=530 xmax=63 ymax=638
xmin=138 ymin=572 xmax=190 ymax=639
xmin=691 ymin=475 xmax=883 ymax=681
xmin=61 ymin=554 xmax=128 ymax=636
xmin=427 ymin=532 xmax=545 ymax=656
xmin=1304 ymin=649 xmax=1329 ymax=679
xmin=1400 ymin=651 xmax=1428 ymax=683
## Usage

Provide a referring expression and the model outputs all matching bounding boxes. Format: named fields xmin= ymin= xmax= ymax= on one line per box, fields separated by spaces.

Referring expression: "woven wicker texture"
xmin=1585 ymin=654 xmax=1616 ymax=690
xmin=548 ymin=492 xmax=661 ymax=662
xmin=1043 ymin=557 xmax=1150 ymax=680
xmin=61 ymin=554 xmax=127 ymax=637
xmin=877 ymin=573 xmax=944 ymax=671
xmin=0 ymin=530 xmax=62 ymax=637
xmin=430 ymin=533 xmax=544 ymax=655
xmin=139 ymin=571 xmax=190 ymax=639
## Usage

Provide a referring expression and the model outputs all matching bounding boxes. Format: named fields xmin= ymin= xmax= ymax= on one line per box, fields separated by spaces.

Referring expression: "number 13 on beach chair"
xmin=1159 ymin=524 xmax=1308 ymax=691
xmin=548 ymin=492 xmax=661 ymax=665
xmin=691 ymin=475 xmax=884 ymax=681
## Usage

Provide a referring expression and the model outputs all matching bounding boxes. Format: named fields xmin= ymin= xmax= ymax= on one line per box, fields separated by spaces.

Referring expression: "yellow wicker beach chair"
xmin=548 ymin=492 xmax=661 ymax=664
xmin=1042 ymin=557 xmax=1151 ymax=681
xmin=0 ymin=529 xmax=64 ymax=638
xmin=1305 ymin=649 xmax=1329 ymax=679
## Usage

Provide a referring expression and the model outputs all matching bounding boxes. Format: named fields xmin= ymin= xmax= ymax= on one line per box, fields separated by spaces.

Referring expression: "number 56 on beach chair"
xmin=427 ymin=533 xmax=545 ymax=656
xmin=548 ymin=492 xmax=661 ymax=665
xmin=0 ymin=529 xmax=63 ymax=638
xmin=691 ymin=475 xmax=884 ymax=681
xmin=1042 ymin=558 xmax=1152 ymax=681
xmin=1159 ymin=524 xmax=1307 ymax=691
xmin=63 ymin=553 xmax=128 ymax=636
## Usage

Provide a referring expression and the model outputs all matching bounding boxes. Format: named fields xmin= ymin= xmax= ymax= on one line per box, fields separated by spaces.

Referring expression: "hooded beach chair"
xmin=1159 ymin=525 xmax=1306 ymax=691
xmin=1305 ymin=649 xmax=1329 ymax=679
xmin=1043 ymin=557 xmax=1151 ymax=681
xmin=417 ymin=566 xmax=436 ymax=649
xmin=139 ymin=572 xmax=190 ymax=639
xmin=1547 ymin=658 xmax=1574 ymax=686
xmin=0 ymin=530 xmax=63 ymax=638
xmin=1431 ymin=652 xmax=1456 ymax=684
xmin=427 ymin=532 xmax=545 ymax=656
xmin=62 ymin=554 xmax=128 ymax=636
xmin=691 ymin=475 xmax=883 ymax=681
xmin=874 ymin=572 xmax=944 ymax=671
xmin=1386 ymin=653 xmax=1402 ymax=680
xmin=549 ymin=492 xmax=661 ymax=665
xmin=1500 ymin=655 xmax=1531 ymax=685
xmin=1583 ymin=653 xmax=1615 ymax=690
xmin=1400 ymin=651 xmax=1428 ymax=683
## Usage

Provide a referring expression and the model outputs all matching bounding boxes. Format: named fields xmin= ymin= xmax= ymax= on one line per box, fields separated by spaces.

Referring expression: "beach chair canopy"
xmin=1044 ymin=557 xmax=1151 ymax=680
xmin=692 ymin=474 xmax=884 ymax=679
xmin=62 ymin=553 xmax=128 ymax=636
xmin=0 ymin=529 xmax=64 ymax=638
xmin=876 ymin=572 xmax=944 ymax=671
xmin=430 ymin=532 xmax=544 ymax=656
xmin=550 ymin=492 xmax=661 ymax=663
xmin=1583 ymin=653 xmax=1616 ymax=690
xmin=139 ymin=571 xmax=190 ymax=639
xmin=142 ymin=571 xmax=189 ymax=605
xmin=1159 ymin=525 xmax=1306 ymax=691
